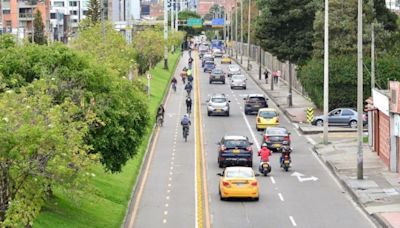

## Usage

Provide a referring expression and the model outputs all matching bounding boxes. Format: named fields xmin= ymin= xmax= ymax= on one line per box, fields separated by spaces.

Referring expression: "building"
xmin=1 ymin=0 xmax=51 ymax=40
xmin=108 ymin=0 xmax=140 ymax=22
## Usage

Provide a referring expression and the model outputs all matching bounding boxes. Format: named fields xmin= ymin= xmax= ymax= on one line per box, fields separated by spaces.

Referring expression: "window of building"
xmin=72 ymin=19 xmax=78 ymax=23
xmin=3 ymin=10 xmax=11 ymax=14
xmin=69 ymin=1 xmax=77 ymax=7
xmin=50 ymin=12 xmax=56 ymax=19
xmin=82 ymin=10 xmax=88 ymax=16
xmin=54 ymin=1 xmax=64 ymax=7
xmin=70 ymin=10 xmax=78 ymax=15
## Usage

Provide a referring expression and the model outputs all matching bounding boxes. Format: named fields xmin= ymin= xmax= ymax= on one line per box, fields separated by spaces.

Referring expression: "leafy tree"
xmin=203 ymin=4 xmax=225 ymax=20
xmin=168 ymin=31 xmax=186 ymax=50
xmin=32 ymin=10 xmax=46 ymax=45
xmin=0 ymin=80 xmax=95 ymax=226
xmin=255 ymin=0 xmax=317 ymax=64
xmin=132 ymin=28 xmax=164 ymax=73
xmin=178 ymin=10 xmax=202 ymax=36
xmin=86 ymin=0 xmax=101 ymax=26
xmin=71 ymin=22 xmax=136 ymax=78
xmin=0 ymin=34 xmax=16 ymax=49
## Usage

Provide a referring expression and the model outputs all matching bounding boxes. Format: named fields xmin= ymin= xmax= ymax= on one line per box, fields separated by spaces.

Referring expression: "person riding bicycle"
xmin=181 ymin=114 xmax=191 ymax=136
xmin=187 ymin=69 xmax=193 ymax=83
xmin=188 ymin=57 xmax=193 ymax=68
xmin=171 ymin=77 xmax=177 ymax=91
xmin=186 ymin=96 xmax=192 ymax=113
xmin=156 ymin=104 xmax=165 ymax=121
xmin=185 ymin=82 xmax=193 ymax=96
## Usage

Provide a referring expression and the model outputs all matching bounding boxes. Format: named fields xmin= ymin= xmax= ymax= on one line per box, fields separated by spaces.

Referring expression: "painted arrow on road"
xmin=291 ymin=172 xmax=318 ymax=182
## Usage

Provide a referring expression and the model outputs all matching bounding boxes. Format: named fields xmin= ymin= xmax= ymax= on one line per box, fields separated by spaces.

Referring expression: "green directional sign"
xmin=187 ymin=18 xmax=203 ymax=28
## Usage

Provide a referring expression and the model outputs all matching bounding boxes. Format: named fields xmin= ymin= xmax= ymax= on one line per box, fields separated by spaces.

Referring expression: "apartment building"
xmin=0 ymin=0 xmax=50 ymax=39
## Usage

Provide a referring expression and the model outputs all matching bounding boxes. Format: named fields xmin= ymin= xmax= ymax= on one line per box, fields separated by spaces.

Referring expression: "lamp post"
xmin=240 ymin=0 xmax=243 ymax=64
xmin=163 ymin=0 xmax=169 ymax=69
xmin=235 ymin=1 xmax=238 ymax=60
xmin=246 ymin=0 xmax=251 ymax=70
xmin=323 ymin=0 xmax=329 ymax=145
xmin=357 ymin=0 xmax=363 ymax=180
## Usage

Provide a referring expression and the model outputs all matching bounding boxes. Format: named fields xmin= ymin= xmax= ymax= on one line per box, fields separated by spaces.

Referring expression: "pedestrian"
xmin=275 ymin=70 xmax=281 ymax=84
xmin=263 ymin=69 xmax=269 ymax=84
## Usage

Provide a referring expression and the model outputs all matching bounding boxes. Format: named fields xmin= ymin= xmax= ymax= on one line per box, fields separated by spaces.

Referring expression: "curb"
xmin=312 ymin=146 xmax=388 ymax=228
xmin=122 ymin=53 xmax=182 ymax=227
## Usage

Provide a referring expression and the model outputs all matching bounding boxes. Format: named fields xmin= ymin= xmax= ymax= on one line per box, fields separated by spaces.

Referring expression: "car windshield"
xmin=224 ymin=140 xmax=249 ymax=148
xmin=211 ymin=98 xmax=226 ymax=103
xmin=206 ymin=62 xmax=214 ymax=66
xmin=212 ymin=69 xmax=223 ymax=74
xmin=225 ymin=169 xmax=253 ymax=178
xmin=248 ymin=97 xmax=265 ymax=102
xmin=232 ymin=75 xmax=245 ymax=80
xmin=266 ymin=128 xmax=287 ymax=135
xmin=229 ymin=65 xmax=240 ymax=71
xmin=259 ymin=111 xmax=278 ymax=118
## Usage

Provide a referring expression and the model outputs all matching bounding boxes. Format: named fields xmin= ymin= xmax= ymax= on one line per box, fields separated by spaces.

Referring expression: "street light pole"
xmin=235 ymin=1 xmax=238 ymax=60
xmin=240 ymin=0 xmax=243 ymax=64
xmin=258 ymin=10 xmax=262 ymax=80
xmin=246 ymin=0 xmax=251 ymax=70
xmin=163 ymin=0 xmax=169 ymax=69
xmin=175 ymin=0 xmax=179 ymax=31
xmin=323 ymin=0 xmax=329 ymax=145
xmin=357 ymin=0 xmax=363 ymax=180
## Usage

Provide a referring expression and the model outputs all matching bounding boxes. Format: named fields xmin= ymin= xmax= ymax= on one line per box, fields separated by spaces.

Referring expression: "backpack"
xmin=181 ymin=118 xmax=189 ymax=125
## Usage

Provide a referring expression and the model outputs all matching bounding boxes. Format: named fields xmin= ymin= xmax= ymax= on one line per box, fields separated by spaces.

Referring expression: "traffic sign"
xmin=187 ymin=18 xmax=203 ymax=28
xmin=212 ymin=18 xmax=224 ymax=28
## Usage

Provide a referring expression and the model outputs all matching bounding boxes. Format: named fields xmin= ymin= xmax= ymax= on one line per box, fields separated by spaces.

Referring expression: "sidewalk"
xmin=233 ymin=50 xmax=400 ymax=227
xmin=232 ymin=50 xmax=318 ymax=123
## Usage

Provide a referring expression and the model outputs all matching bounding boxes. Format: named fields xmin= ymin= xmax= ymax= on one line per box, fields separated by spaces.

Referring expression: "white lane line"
xmin=241 ymin=112 xmax=260 ymax=149
xmin=165 ymin=203 xmax=169 ymax=207
xmin=270 ymin=176 xmax=276 ymax=184
xmin=293 ymin=123 xmax=299 ymax=129
xmin=164 ymin=211 xmax=168 ymax=215
xmin=163 ymin=219 xmax=167 ymax=224
xmin=168 ymin=177 xmax=172 ymax=181
xmin=166 ymin=196 xmax=170 ymax=200
xmin=289 ymin=216 xmax=297 ymax=227
xmin=278 ymin=193 xmax=284 ymax=201
xmin=305 ymin=136 xmax=317 ymax=145
xmin=294 ymin=128 xmax=301 ymax=136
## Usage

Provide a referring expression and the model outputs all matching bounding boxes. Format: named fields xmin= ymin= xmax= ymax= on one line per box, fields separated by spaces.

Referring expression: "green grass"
xmin=34 ymin=52 xmax=181 ymax=228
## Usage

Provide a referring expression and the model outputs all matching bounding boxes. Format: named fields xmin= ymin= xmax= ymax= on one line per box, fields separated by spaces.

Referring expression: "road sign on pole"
xmin=187 ymin=18 xmax=202 ymax=28
xmin=306 ymin=108 xmax=314 ymax=123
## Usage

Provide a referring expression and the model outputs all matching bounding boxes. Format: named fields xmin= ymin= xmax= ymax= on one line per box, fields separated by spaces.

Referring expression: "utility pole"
xmin=175 ymin=0 xmax=179 ymax=31
xmin=288 ymin=60 xmax=293 ymax=107
xmin=323 ymin=0 xmax=329 ymax=145
xmin=369 ymin=0 xmax=375 ymax=147
xmin=171 ymin=0 xmax=174 ymax=30
xmin=31 ymin=6 xmax=34 ymax=43
xmin=235 ymin=1 xmax=238 ymax=60
xmin=240 ymin=0 xmax=243 ymax=64
xmin=164 ymin=0 xmax=169 ymax=69
xmin=230 ymin=8 xmax=233 ymax=56
xmin=246 ymin=0 xmax=251 ymax=70
xmin=357 ymin=0 xmax=363 ymax=180
xmin=101 ymin=0 xmax=105 ymax=48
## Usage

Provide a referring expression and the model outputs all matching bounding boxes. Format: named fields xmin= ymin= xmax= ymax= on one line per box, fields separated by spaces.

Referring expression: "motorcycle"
xmin=280 ymin=153 xmax=291 ymax=172
xmin=259 ymin=161 xmax=271 ymax=176
xmin=183 ymin=125 xmax=189 ymax=142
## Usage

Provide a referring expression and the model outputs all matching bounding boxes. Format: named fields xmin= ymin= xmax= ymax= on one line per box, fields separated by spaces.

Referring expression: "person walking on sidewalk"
xmin=275 ymin=70 xmax=281 ymax=84
xmin=263 ymin=69 xmax=269 ymax=84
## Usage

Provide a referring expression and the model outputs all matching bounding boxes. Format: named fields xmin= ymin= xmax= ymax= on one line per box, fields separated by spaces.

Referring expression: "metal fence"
xmin=236 ymin=42 xmax=308 ymax=97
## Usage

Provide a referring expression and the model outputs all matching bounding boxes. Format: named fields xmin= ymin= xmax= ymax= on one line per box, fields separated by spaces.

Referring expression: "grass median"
xmin=34 ymin=52 xmax=180 ymax=228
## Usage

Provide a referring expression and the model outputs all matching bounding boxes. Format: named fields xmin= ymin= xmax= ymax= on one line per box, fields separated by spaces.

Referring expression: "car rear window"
xmin=225 ymin=169 xmax=253 ymax=178
xmin=266 ymin=129 xmax=287 ymax=135
xmin=248 ymin=97 xmax=265 ymax=102
xmin=212 ymin=69 xmax=223 ymax=74
xmin=259 ymin=111 xmax=278 ymax=118
xmin=211 ymin=98 xmax=226 ymax=103
xmin=232 ymin=75 xmax=245 ymax=80
xmin=224 ymin=140 xmax=249 ymax=148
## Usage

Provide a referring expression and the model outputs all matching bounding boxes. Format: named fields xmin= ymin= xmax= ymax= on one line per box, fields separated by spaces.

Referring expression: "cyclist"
xmin=171 ymin=77 xmax=177 ymax=92
xmin=185 ymin=96 xmax=192 ymax=114
xmin=156 ymin=104 xmax=165 ymax=123
xmin=185 ymin=82 xmax=193 ymax=97
xmin=181 ymin=114 xmax=191 ymax=137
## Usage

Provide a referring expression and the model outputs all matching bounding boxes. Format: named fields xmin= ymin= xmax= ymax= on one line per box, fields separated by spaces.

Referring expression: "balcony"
xmin=18 ymin=0 xmax=38 ymax=8
xmin=19 ymin=12 xmax=33 ymax=20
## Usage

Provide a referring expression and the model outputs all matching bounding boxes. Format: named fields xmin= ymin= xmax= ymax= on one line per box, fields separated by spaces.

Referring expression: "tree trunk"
xmin=0 ymin=165 xmax=10 ymax=222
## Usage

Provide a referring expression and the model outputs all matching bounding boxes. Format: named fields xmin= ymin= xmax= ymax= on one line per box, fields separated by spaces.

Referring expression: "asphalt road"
xmin=127 ymin=51 xmax=376 ymax=228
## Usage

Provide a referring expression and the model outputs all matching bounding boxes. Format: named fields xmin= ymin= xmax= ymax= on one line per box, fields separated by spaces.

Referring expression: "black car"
xmin=202 ymin=55 xmax=214 ymax=67
xmin=217 ymin=135 xmax=253 ymax=168
xmin=209 ymin=68 xmax=226 ymax=84
xmin=244 ymin=94 xmax=268 ymax=115
xmin=204 ymin=61 xmax=216 ymax=73
xmin=262 ymin=127 xmax=291 ymax=152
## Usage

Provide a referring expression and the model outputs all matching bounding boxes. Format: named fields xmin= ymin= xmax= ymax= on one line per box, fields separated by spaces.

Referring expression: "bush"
xmin=298 ymin=54 xmax=400 ymax=110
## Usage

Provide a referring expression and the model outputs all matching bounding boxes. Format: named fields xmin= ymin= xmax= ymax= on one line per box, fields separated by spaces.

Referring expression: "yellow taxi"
xmin=218 ymin=166 xmax=259 ymax=201
xmin=221 ymin=54 xmax=232 ymax=64
xmin=256 ymin=108 xmax=279 ymax=131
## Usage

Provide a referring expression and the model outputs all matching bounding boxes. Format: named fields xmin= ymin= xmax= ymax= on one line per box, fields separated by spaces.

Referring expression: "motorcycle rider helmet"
xmin=261 ymin=143 xmax=268 ymax=148
xmin=184 ymin=114 xmax=189 ymax=118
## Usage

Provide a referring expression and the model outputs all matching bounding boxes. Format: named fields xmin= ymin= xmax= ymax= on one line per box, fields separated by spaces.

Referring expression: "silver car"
xmin=228 ymin=64 xmax=241 ymax=77
xmin=207 ymin=94 xmax=230 ymax=116
xmin=230 ymin=74 xmax=247 ymax=89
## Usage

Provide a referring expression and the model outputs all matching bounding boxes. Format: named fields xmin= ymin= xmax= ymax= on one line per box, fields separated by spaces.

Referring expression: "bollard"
xmin=306 ymin=107 xmax=314 ymax=123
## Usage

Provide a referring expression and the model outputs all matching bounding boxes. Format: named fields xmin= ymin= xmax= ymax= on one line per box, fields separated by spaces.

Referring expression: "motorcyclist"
xmin=187 ymin=69 xmax=193 ymax=83
xmin=185 ymin=82 xmax=193 ymax=96
xmin=280 ymin=146 xmax=292 ymax=166
xmin=258 ymin=143 xmax=271 ymax=169
xmin=156 ymin=104 xmax=165 ymax=120
xmin=181 ymin=114 xmax=191 ymax=136
xmin=188 ymin=57 xmax=193 ymax=68
xmin=171 ymin=77 xmax=177 ymax=91
xmin=185 ymin=96 xmax=192 ymax=114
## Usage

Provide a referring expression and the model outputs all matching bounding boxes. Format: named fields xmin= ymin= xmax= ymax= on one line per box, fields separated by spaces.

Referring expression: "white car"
xmin=230 ymin=74 xmax=247 ymax=90
xmin=228 ymin=64 xmax=241 ymax=77
xmin=213 ymin=49 xmax=223 ymax=58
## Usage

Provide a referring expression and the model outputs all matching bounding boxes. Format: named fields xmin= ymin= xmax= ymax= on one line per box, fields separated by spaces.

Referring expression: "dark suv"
xmin=244 ymin=94 xmax=268 ymax=115
xmin=217 ymin=136 xmax=253 ymax=168
xmin=209 ymin=68 xmax=225 ymax=84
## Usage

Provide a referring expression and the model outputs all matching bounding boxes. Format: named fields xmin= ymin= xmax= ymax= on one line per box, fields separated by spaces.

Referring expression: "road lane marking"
xmin=278 ymin=193 xmax=285 ymax=201
xmin=164 ymin=211 xmax=168 ymax=215
xmin=305 ymin=136 xmax=317 ymax=145
xmin=163 ymin=219 xmax=167 ymax=224
xmin=294 ymin=128 xmax=301 ymax=136
xmin=270 ymin=176 xmax=276 ymax=184
xmin=165 ymin=203 xmax=169 ymax=207
xmin=166 ymin=196 xmax=170 ymax=200
xmin=241 ymin=112 xmax=260 ymax=149
xmin=289 ymin=216 xmax=297 ymax=227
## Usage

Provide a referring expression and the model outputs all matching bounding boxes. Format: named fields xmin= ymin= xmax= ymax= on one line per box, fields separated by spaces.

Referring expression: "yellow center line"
xmin=194 ymin=51 xmax=211 ymax=228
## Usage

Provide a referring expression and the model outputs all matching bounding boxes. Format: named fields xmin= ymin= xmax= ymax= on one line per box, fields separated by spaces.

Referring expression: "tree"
xmin=86 ymin=0 xmax=101 ymax=26
xmin=255 ymin=0 xmax=317 ymax=64
xmin=0 ymin=80 xmax=95 ymax=226
xmin=32 ymin=10 xmax=46 ymax=45
xmin=132 ymin=28 xmax=164 ymax=73
xmin=178 ymin=10 xmax=201 ymax=36
xmin=71 ymin=22 xmax=136 ymax=78
xmin=203 ymin=4 xmax=225 ymax=21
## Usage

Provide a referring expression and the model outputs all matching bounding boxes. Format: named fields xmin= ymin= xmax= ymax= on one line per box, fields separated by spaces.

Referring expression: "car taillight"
xmin=264 ymin=136 xmax=270 ymax=142
xmin=284 ymin=136 xmax=290 ymax=142
xmin=223 ymin=181 xmax=230 ymax=187
xmin=251 ymin=181 xmax=258 ymax=186
xmin=246 ymin=146 xmax=252 ymax=152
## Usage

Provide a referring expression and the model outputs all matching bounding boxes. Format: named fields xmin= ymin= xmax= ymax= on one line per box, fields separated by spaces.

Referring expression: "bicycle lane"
xmin=128 ymin=52 xmax=196 ymax=228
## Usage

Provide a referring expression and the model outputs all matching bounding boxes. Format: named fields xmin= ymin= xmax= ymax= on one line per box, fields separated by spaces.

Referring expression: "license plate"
xmin=232 ymin=149 xmax=240 ymax=153
xmin=254 ymin=105 xmax=260 ymax=107
xmin=216 ymin=109 xmax=222 ymax=112
xmin=273 ymin=144 xmax=281 ymax=148
xmin=215 ymin=76 xmax=220 ymax=78
xmin=262 ymin=164 xmax=269 ymax=168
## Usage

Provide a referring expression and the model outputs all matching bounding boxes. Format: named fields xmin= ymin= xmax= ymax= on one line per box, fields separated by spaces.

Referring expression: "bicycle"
xmin=186 ymin=89 xmax=191 ymax=97
xmin=172 ymin=82 xmax=177 ymax=92
xmin=187 ymin=105 xmax=192 ymax=116
xmin=157 ymin=115 xmax=164 ymax=127
xmin=183 ymin=126 xmax=189 ymax=142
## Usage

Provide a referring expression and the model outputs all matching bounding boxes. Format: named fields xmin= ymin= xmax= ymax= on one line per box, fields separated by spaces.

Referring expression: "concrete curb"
xmin=122 ymin=54 xmax=182 ymax=227
xmin=312 ymin=146 xmax=388 ymax=228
